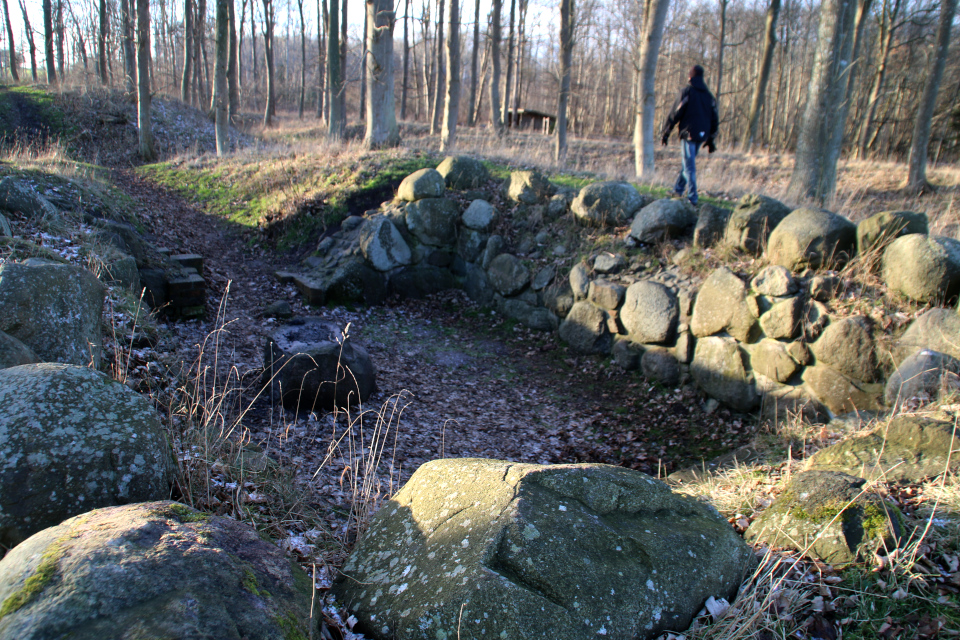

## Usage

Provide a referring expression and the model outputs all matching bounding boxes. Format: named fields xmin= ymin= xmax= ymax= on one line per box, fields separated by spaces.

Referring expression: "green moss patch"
xmin=0 ymin=540 xmax=64 ymax=618
xmin=164 ymin=503 xmax=210 ymax=524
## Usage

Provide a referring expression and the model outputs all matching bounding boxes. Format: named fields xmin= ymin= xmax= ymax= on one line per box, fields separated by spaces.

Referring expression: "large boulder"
xmin=629 ymin=199 xmax=698 ymax=243
xmin=388 ymin=264 xmax=459 ymax=298
xmin=758 ymin=296 xmax=802 ymax=340
xmin=641 ymin=346 xmax=681 ymax=386
xmin=0 ymin=364 xmax=176 ymax=547
xmin=323 ymin=255 xmax=389 ymax=305
xmin=398 ymin=168 xmax=446 ymax=201
xmin=0 ymin=330 xmax=37 ymax=369
xmin=487 ymin=253 xmax=530 ymax=296
xmin=0 ymin=260 xmax=106 ymax=367
xmin=810 ymin=315 xmax=878 ymax=382
xmin=559 ymin=301 xmax=613 ymax=354
xmin=806 ymin=415 xmax=960 ymax=482
xmin=691 ymin=336 xmax=759 ymax=412
xmin=750 ymin=339 xmax=799 ymax=383
xmin=461 ymin=199 xmax=497 ymax=231
xmin=405 ymin=198 xmax=460 ymax=247
xmin=457 ymin=228 xmax=489 ymax=263
xmin=263 ymin=317 xmax=376 ymax=412
xmin=885 ymin=349 xmax=960 ymax=408
xmin=750 ymin=265 xmax=797 ymax=297
xmin=0 ymin=502 xmax=313 ymax=640
xmin=745 ymin=471 xmax=902 ymax=564
xmin=503 ymin=170 xmax=554 ymax=204
xmin=857 ymin=210 xmax=928 ymax=254
xmin=882 ymin=234 xmax=960 ymax=303
xmin=620 ymin=281 xmax=679 ymax=344
xmin=690 ymin=267 xmax=758 ymax=342
xmin=0 ymin=212 xmax=10 ymax=236
xmin=571 ymin=181 xmax=648 ymax=227
xmin=765 ymin=208 xmax=857 ymax=271
xmin=498 ymin=297 xmax=559 ymax=331
xmin=588 ymin=279 xmax=625 ymax=310
xmin=692 ymin=204 xmax=730 ymax=249
xmin=0 ymin=177 xmax=60 ymax=221
xmin=436 ymin=156 xmax=490 ymax=189
xmin=334 ymin=459 xmax=754 ymax=640
xmin=897 ymin=308 xmax=960 ymax=362
xmin=801 ymin=365 xmax=883 ymax=415
xmin=359 ymin=215 xmax=412 ymax=271
xmin=724 ymin=194 xmax=791 ymax=253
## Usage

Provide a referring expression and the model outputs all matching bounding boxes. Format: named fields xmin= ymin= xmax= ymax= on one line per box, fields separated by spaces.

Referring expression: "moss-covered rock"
xmin=745 ymin=471 xmax=902 ymax=564
xmin=334 ymin=459 xmax=754 ymax=640
xmin=0 ymin=502 xmax=313 ymax=639
xmin=398 ymin=168 xmax=446 ymax=201
xmin=572 ymin=181 xmax=649 ymax=227
xmin=436 ymin=156 xmax=490 ymax=190
xmin=806 ymin=415 xmax=960 ymax=482
xmin=502 ymin=170 xmax=554 ymax=205
xmin=801 ymin=365 xmax=883 ymax=415
xmin=723 ymin=194 xmax=791 ymax=254
xmin=0 ymin=364 xmax=176 ymax=548
xmin=765 ymin=208 xmax=857 ymax=271
xmin=856 ymin=210 xmax=928 ymax=254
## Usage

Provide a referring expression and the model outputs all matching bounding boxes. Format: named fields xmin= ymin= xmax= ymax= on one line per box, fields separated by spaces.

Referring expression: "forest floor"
xmin=5 ymin=86 xmax=960 ymax=639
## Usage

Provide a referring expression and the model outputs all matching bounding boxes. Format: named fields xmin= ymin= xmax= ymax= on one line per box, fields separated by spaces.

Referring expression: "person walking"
xmin=660 ymin=65 xmax=719 ymax=206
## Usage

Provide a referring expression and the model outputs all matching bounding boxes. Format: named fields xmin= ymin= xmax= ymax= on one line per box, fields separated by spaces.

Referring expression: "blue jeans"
xmin=673 ymin=139 xmax=701 ymax=204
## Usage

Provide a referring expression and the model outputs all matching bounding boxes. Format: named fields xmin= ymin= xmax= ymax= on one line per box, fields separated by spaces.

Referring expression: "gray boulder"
xmin=389 ymin=264 xmax=458 ymax=298
xmin=571 ymin=181 xmax=648 ymax=227
xmin=0 ymin=177 xmax=60 ymax=221
xmin=882 ymin=234 xmax=960 ymax=303
xmin=690 ymin=267 xmax=758 ymax=342
xmin=464 ymin=263 xmax=494 ymax=305
xmin=359 ymin=215 xmax=412 ymax=271
xmin=692 ymin=204 xmax=730 ymax=248
xmin=0 ymin=261 xmax=106 ymax=367
xmin=758 ymin=296 xmax=802 ymax=340
xmin=398 ymin=168 xmax=446 ymax=201
xmin=436 ymin=156 xmax=490 ymax=189
xmin=620 ymin=281 xmax=679 ymax=344
xmin=750 ymin=339 xmax=799 ymax=383
xmin=559 ymin=301 xmax=613 ymax=354
xmin=0 ymin=212 xmax=10 ymax=236
xmin=801 ymin=365 xmax=883 ymax=415
xmin=810 ymin=315 xmax=878 ymax=382
xmin=809 ymin=274 xmax=841 ymax=302
xmin=755 ymin=375 xmax=828 ymax=423
xmin=405 ymin=198 xmax=459 ymax=247
xmin=629 ymin=199 xmax=698 ymax=243
xmin=806 ymin=415 xmax=959 ymax=482
xmin=569 ymin=262 xmax=590 ymax=300
xmin=588 ymin=279 xmax=625 ymax=310
xmin=594 ymin=252 xmax=626 ymax=274
xmin=323 ymin=255 xmax=389 ymax=305
xmin=498 ymin=297 xmax=559 ymax=331
xmin=263 ymin=317 xmax=376 ymax=411
xmin=461 ymin=199 xmax=497 ymax=231
xmin=97 ymin=248 xmax=141 ymax=291
xmin=751 ymin=265 xmax=797 ymax=296
xmin=724 ymin=194 xmax=791 ymax=253
xmin=334 ymin=459 xmax=754 ymax=640
xmin=642 ymin=346 xmax=681 ymax=386
xmin=885 ymin=349 xmax=960 ymax=407
xmin=457 ymin=228 xmax=488 ymax=263
xmin=503 ymin=170 xmax=554 ymax=204
xmin=0 ymin=502 xmax=313 ymax=640
xmin=857 ymin=210 xmax=928 ymax=254
xmin=543 ymin=281 xmax=575 ymax=319
xmin=481 ymin=234 xmax=505 ymax=269
xmin=531 ymin=265 xmax=556 ymax=290
xmin=691 ymin=336 xmax=759 ymax=412
xmin=0 ymin=364 xmax=176 ymax=547
xmin=897 ymin=308 xmax=960 ymax=362
xmin=613 ymin=338 xmax=643 ymax=370
xmin=487 ymin=253 xmax=530 ymax=296
xmin=0 ymin=330 xmax=38 ymax=369
xmin=745 ymin=471 xmax=902 ymax=564
xmin=765 ymin=208 xmax=857 ymax=271
xmin=263 ymin=300 xmax=293 ymax=319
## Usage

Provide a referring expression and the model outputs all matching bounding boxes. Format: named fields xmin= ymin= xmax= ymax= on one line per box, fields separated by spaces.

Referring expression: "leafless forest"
xmin=7 ymin=0 xmax=960 ymax=195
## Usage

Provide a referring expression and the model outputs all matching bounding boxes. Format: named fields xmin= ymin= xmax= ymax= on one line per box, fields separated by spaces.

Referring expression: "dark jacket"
xmin=661 ymin=76 xmax=719 ymax=144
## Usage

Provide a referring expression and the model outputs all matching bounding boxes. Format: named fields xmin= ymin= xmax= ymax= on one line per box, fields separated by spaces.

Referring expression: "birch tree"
xmin=363 ymin=0 xmax=400 ymax=147
xmin=633 ymin=0 xmax=670 ymax=179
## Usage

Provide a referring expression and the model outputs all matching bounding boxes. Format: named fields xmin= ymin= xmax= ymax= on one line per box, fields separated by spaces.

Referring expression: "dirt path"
xmin=113 ymin=170 xmax=753 ymax=508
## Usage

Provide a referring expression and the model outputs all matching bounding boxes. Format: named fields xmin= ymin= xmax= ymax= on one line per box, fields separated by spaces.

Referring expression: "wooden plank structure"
xmin=506 ymin=108 xmax=557 ymax=134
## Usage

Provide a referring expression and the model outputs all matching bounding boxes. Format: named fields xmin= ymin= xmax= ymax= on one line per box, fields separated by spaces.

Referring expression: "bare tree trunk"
xmin=467 ymin=0 xmax=480 ymax=125
xmin=555 ymin=0 xmax=573 ymax=162
xmin=906 ymin=0 xmax=957 ymax=190
xmin=228 ymin=0 xmax=240 ymax=116
xmin=633 ymin=0 xmax=670 ymax=179
xmin=316 ymin=0 xmax=326 ymax=119
xmin=855 ymin=0 xmax=898 ymax=158
xmin=215 ymin=0 xmax=230 ymax=154
xmin=825 ymin=0 xmax=873 ymax=157
xmin=327 ymin=0 xmax=343 ymax=138
xmin=511 ymin=0 xmax=525 ymax=122
xmin=430 ymin=0 xmax=445 ymax=135
xmin=136 ymin=0 xmax=155 ymax=159
xmin=18 ymin=0 xmax=38 ymax=81
xmin=440 ymin=0 xmax=460 ymax=151
xmin=360 ymin=7 xmax=368 ymax=118
xmin=400 ymin=0 xmax=409 ymax=119
xmin=786 ymin=0 xmax=860 ymax=204
xmin=43 ymin=0 xmax=57 ymax=84
xmin=97 ymin=0 xmax=106 ymax=82
xmin=502 ymin=0 xmax=516 ymax=126
xmin=2 ymin=0 xmax=18 ymax=81
xmin=120 ymin=0 xmax=135 ymax=91
xmin=262 ymin=0 xmax=275 ymax=126
xmin=364 ymin=0 xmax=400 ymax=148
xmin=473 ymin=37 xmax=489 ymax=124
xmin=181 ymin=0 xmax=193 ymax=101
xmin=339 ymin=0 xmax=347 ymax=124
xmin=743 ymin=0 xmax=781 ymax=150
xmin=298 ymin=0 xmax=306 ymax=118
xmin=489 ymin=0 xmax=503 ymax=134
xmin=55 ymin=0 xmax=64 ymax=81
xmin=715 ymin=0 xmax=728 ymax=113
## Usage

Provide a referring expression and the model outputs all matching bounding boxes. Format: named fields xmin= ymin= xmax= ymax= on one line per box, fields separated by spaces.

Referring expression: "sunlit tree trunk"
xmin=43 ymin=0 xmax=57 ymax=84
xmin=633 ymin=0 xmax=670 ymax=179
xmin=181 ymin=0 xmax=193 ymax=102
xmin=430 ymin=0 xmax=445 ymax=135
xmin=363 ymin=0 xmax=400 ymax=148
xmin=502 ymin=0 xmax=516 ymax=126
xmin=228 ymin=0 xmax=240 ymax=116
xmin=214 ymin=0 xmax=230 ymax=154
xmin=316 ymin=0 xmax=327 ymax=119
xmin=440 ymin=0 xmax=460 ymax=151
xmin=467 ymin=0 xmax=480 ymax=126
xmin=555 ymin=0 xmax=574 ymax=162
xmin=327 ymin=0 xmax=344 ymax=138
xmin=298 ymin=0 xmax=306 ymax=118
xmin=855 ymin=0 xmax=900 ymax=159
xmin=262 ymin=0 xmax=275 ymax=126
xmin=136 ymin=0 xmax=155 ymax=160
xmin=905 ymin=0 xmax=957 ymax=191
xmin=400 ymin=0 xmax=410 ymax=119
xmin=744 ymin=0 xmax=781 ymax=150
xmin=489 ymin=0 xmax=503 ymax=134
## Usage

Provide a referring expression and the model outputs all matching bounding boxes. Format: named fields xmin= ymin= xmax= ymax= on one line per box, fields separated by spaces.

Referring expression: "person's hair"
xmin=689 ymin=65 xmax=705 ymax=79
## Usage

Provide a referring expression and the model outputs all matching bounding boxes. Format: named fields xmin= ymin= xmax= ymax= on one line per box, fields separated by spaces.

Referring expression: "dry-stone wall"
xmin=281 ymin=158 xmax=960 ymax=420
